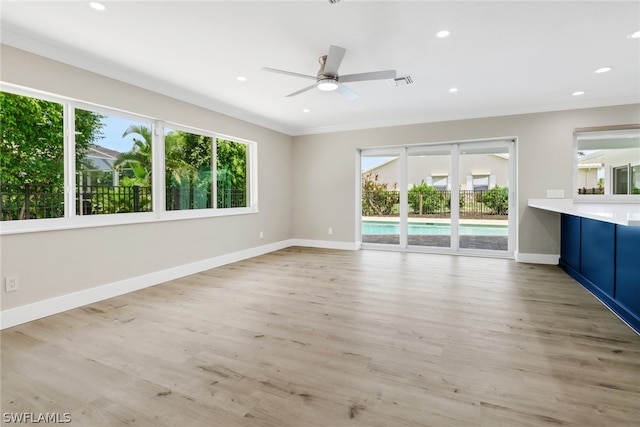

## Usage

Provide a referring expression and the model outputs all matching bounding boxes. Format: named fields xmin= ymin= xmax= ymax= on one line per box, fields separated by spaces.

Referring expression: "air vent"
xmin=328 ymin=0 xmax=341 ymax=3
xmin=387 ymin=75 xmax=415 ymax=87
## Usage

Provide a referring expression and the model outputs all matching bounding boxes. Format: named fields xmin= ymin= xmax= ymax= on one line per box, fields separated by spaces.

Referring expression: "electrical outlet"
xmin=328 ymin=227 xmax=333 ymax=235
xmin=5 ymin=276 xmax=18 ymax=292
xmin=260 ymin=231 xmax=264 ymax=239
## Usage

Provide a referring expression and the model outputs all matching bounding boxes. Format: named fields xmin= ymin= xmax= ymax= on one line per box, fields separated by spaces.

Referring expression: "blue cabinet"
xmin=559 ymin=214 xmax=640 ymax=333
xmin=560 ymin=214 xmax=581 ymax=271
xmin=581 ymin=218 xmax=615 ymax=298
xmin=616 ymin=225 xmax=640 ymax=317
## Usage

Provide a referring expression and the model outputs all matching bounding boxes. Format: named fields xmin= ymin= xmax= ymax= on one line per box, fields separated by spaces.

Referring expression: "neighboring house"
xmin=577 ymin=147 xmax=640 ymax=194
xmin=79 ymin=144 xmax=121 ymax=186
xmin=362 ymin=154 xmax=509 ymax=191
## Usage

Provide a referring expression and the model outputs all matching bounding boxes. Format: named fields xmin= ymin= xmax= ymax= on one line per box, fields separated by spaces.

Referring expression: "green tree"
xmin=1 ymin=92 xmax=103 ymax=219
xmin=217 ymin=139 xmax=247 ymax=208
xmin=0 ymin=92 xmax=102 ymax=185
xmin=217 ymin=139 xmax=246 ymax=190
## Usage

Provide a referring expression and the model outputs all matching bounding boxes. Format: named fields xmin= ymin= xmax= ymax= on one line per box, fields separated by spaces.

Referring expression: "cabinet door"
xmin=560 ymin=214 xmax=581 ymax=270
xmin=616 ymin=225 xmax=640 ymax=315
xmin=581 ymin=218 xmax=615 ymax=298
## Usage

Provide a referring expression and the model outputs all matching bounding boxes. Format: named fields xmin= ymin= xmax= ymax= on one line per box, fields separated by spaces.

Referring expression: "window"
xmin=0 ymin=85 xmax=257 ymax=232
xmin=575 ymin=127 xmax=640 ymax=197
xmin=163 ymin=129 xmax=249 ymax=211
xmin=431 ymin=174 xmax=448 ymax=191
xmin=216 ymin=139 xmax=248 ymax=209
xmin=612 ymin=163 xmax=640 ymax=195
xmin=472 ymin=174 xmax=490 ymax=191
xmin=0 ymin=91 xmax=65 ymax=220
xmin=75 ymin=109 xmax=153 ymax=215
xmin=165 ymin=127 xmax=213 ymax=210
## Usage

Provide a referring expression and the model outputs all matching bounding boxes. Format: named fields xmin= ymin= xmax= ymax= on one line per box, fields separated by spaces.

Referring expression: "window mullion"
xmin=213 ymin=138 xmax=218 ymax=209
xmin=399 ymin=147 xmax=408 ymax=248
xmin=66 ymin=104 xmax=76 ymax=218
xmin=153 ymin=121 xmax=165 ymax=215
xmin=450 ymin=144 xmax=460 ymax=252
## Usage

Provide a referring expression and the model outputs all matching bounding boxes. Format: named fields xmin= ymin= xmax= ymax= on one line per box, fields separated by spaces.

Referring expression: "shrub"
xmin=408 ymin=182 xmax=447 ymax=214
xmin=362 ymin=173 xmax=399 ymax=216
xmin=481 ymin=185 xmax=509 ymax=214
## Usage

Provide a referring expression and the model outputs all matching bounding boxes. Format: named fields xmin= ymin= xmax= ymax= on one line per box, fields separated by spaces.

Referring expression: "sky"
xmin=94 ymin=115 xmax=147 ymax=153
xmin=361 ymin=156 xmax=392 ymax=171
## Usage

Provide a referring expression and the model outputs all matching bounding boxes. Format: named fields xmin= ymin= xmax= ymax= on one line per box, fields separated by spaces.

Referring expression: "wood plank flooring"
xmin=1 ymin=247 xmax=639 ymax=426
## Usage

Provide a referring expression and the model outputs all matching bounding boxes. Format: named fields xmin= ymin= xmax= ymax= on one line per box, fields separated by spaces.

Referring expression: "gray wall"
xmin=0 ymin=45 xmax=293 ymax=311
xmin=292 ymin=105 xmax=640 ymax=255
xmin=2 ymin=44 xmax=639 ymax=314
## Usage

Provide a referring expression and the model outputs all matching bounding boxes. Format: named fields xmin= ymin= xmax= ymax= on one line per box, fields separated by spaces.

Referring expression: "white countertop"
xmin=528 ymin=199 xmax=640 ymax=227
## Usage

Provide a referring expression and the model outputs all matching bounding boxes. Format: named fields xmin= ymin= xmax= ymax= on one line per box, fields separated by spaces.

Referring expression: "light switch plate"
xmin=546 ymin=189 xmax=564 ymax=199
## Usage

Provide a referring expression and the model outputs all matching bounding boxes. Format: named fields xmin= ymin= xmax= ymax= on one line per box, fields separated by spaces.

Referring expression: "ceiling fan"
xmin=262 ymin=45 xmax=397 ymax=100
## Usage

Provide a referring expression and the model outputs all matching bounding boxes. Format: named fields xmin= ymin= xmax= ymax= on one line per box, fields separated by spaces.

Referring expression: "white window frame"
xmin=0 ymin=83 xmax=258 ymax=235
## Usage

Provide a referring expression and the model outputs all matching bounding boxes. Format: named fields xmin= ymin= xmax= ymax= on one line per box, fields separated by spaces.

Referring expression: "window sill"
xmin=0 ymin=207 xmax=259 ymax=235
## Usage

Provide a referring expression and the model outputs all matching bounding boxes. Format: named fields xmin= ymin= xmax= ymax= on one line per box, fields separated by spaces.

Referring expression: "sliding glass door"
xmin=458 ymin=141 xmax=512 ymax=252
xmin=360 ymin=139 xmax=515 ymax=256
xmin=361 ymin=150 xmax=401 ymax=245
xmin=407 ymin=145 xmax=453 ymax=248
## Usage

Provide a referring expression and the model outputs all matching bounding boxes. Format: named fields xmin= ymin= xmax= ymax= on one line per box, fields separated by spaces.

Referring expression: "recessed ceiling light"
xmin=89 ymin=2 xmax=106 ymax=11
xmin=594 ymin=66 xmax=613 ymax=74
xmin=303 ymin=108 xmax=310 ymax=113
xmin=627 ymin=30 xmax=640 ymax=39
xmin=449 ymin=87 xmax=458 ymax=93
xmin=572 ymin=91 xmax=585 ymax=96
xmin=236 ymin=76 xmax=247 ymax=82
xmin=436 ymin=30 xmax=450 ymax=38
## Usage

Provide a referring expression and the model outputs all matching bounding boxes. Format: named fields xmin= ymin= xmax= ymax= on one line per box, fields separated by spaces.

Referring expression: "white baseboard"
xmin=290 ymin=239 xmax=360 ymax=251
xmin=2 ymin=241 xmax=555 ymax=329
xmin=514 ymin=251 xmax=559 ymax=265
xmin=0 ymin=239 xmax=293 ymax=330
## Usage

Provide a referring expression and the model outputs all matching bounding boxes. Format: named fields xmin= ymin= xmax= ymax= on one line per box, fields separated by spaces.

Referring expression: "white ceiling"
xmin=1 ymin=0 xmax=639 ymax=136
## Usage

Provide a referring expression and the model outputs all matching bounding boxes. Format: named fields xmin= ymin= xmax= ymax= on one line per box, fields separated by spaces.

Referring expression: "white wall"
xmin=291 ymin=105 xmax=640 ymax=257
xmin=0 ymin=45 xmax=293 ymax=314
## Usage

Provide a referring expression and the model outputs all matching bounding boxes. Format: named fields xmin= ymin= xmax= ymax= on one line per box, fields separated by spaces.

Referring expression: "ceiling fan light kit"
xmin=317 ymin=79 xmax=339 ymax=91
xmin=263 ymin=45 xmax=397 ymax=100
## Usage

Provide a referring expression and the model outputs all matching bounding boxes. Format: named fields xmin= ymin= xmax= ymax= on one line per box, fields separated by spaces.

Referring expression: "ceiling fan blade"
xmin=323 ymin=45 xmax=346 ymax=77
xmin=262 ymin=67 xmax=316 ymax=80
xmin=335 ymin=83 xmax=359 ymax=100
xmin=285 ymin=84 xmax=318 ymax=97
xmin=339 ymin=70 xmax=397 ymax=83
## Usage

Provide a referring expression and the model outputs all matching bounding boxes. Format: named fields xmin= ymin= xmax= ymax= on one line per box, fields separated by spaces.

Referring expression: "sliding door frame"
xmin=359 ymin=137 xmax=517 ymax=258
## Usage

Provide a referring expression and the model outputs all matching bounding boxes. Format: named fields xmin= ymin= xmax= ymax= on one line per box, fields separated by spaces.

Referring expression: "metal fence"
xmin=0 ymin=183 xmax=65 ymax=220
xmin=577 ymin=187 xmax=604 ymax=195
xmin=362 ymin=189 xmax=508 ymax=219
xmin=78 ymin=184 xmax=152 ymax=215
xmin=1 ymin=183 xmax=246 ymax=220
xmin=166 ymin=186 xmax=247 ymax=210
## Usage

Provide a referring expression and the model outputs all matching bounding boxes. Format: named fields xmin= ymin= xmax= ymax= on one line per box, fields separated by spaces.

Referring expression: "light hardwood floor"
xmin=1 ymin=247 xmax=639 ymax=426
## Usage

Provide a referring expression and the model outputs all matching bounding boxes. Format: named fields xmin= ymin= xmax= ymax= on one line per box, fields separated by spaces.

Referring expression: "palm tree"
xmin=114 ymin=125 xmax=153 ymax=184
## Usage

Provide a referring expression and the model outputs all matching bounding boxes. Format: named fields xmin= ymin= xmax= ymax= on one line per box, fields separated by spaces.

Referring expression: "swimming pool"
xmin=362 ymin=220 xmax=508 ymax=236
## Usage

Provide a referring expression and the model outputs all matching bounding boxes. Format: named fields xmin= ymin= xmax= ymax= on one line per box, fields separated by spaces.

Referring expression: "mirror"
xmin=574 ymin=127 xmax=640 ymax=197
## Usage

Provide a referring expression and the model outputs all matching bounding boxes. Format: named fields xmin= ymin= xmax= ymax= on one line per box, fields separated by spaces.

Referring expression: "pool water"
xmin=362 ymin=221 xmax=508 ymax=236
